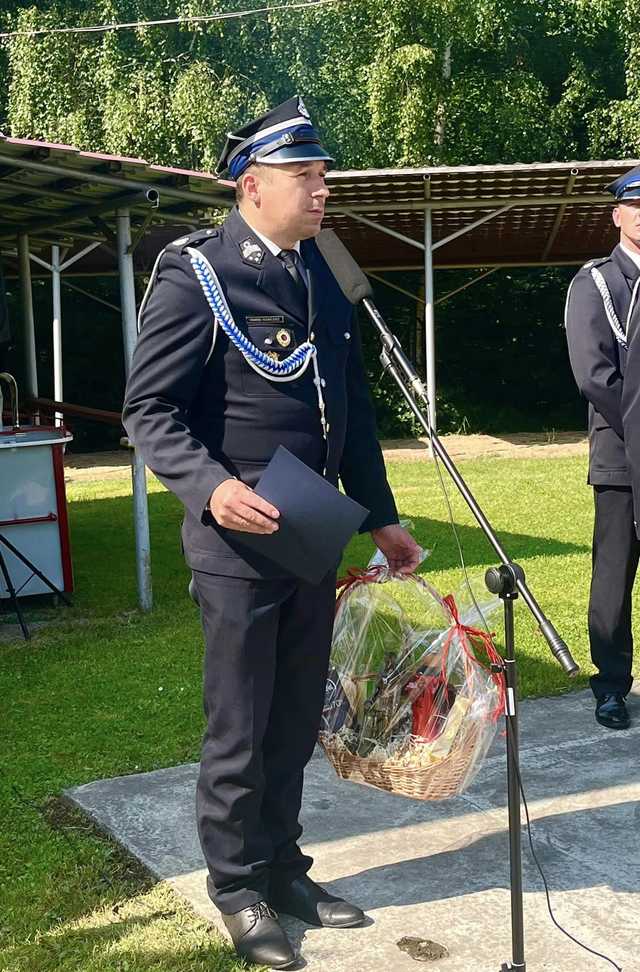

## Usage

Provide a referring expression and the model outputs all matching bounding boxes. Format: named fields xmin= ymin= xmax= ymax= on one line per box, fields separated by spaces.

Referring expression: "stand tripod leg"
xmin=0 ymin=549 xmax=30 ymax=640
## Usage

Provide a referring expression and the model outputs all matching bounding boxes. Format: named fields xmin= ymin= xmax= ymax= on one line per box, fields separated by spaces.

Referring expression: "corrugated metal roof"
xmin=325 ymin=160 xmax=639 ymax=268
xmin=0 ymin=135 xmax=635 ymax=271
xmin=0 ymin=133 xmax=234 ymax=254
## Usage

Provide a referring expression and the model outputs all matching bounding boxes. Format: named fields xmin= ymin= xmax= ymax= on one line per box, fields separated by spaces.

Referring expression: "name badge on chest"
xmin=245 ymin=315 xmax=285 ymax=325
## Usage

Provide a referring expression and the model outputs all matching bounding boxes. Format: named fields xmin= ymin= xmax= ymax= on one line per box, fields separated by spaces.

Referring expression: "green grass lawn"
xmin=1 ymin=454 xmax=634 ymax=971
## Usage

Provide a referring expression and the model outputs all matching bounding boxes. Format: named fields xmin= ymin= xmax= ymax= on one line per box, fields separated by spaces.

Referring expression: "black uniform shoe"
xmin=271 ymin=875 xmax=365 ymax=928
xmin=220 ymin=901 xmax=297 ymax=969
xmin=595 ymin=693 xmax=630 ymax=730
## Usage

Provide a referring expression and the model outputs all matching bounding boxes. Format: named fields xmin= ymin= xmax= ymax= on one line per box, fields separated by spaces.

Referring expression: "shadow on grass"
xmin=21 ymin=489 xmax=192 ymax=619
xmin=0 ymin=489 xmax=578 ymax=656
xmin=404 ymin=514 xmax=588 ymax=574
xmin=70 ymin=484 xmax=590 ymax=596
xmin=1 ymin=796 xmax=241 ymax=972
xmin=1 ymin=906 xmax=239 ymax=972
xmin=61 ymin=488 xmax=589 ymax=615
xmin=489 ymin=430 xmax=587 ymax=446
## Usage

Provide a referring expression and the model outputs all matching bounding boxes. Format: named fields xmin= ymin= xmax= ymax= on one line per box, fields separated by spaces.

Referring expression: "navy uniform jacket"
xmin=565 ymin=244 xmax=640 ymax=497
xmin=123 ymin=207 xmax=398 ymax=578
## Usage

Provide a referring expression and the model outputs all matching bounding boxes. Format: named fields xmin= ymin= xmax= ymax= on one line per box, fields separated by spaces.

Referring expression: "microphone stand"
xmin=362 ymin=296 xmax=579 ymax=972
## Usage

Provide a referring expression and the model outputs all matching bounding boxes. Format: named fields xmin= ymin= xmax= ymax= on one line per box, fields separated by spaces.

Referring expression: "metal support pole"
xmin=424 ymin=209 xmax=437 ymax=436
xmin=502 ymin=594 xmax=525 ymax=971
xmin=117 ymin=209 xmax=152 ymax=612
xmin=51 ymin=245 xmax=63 ymax=426
xmin=17 ymin=234 xmax=38 ymax=414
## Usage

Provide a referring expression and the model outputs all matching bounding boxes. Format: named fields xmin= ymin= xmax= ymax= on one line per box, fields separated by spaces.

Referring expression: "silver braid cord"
xmin=590 ymin=267 xmax=628 ymax=349
xmin=187 ymin=246 xmax=330 ymax=460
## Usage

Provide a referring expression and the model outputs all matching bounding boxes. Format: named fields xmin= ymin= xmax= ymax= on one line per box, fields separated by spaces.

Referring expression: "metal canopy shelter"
xmin=325 ymin=160 xmax=630 ymax=268
xmin=0 ymin=135 xmax=635 ymax=611
xmin=0 ymin=135 xmax=234 ymax=612
xmin=326 ymin=159 xmax=637 ymax=438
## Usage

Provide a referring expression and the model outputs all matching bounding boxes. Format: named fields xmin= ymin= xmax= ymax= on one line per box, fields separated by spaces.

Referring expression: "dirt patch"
xmin=64 ymin=450 xmax=134 ymax=484
xmin=397 ymin=937 xmax=450 ymax=962
xmin=382 ymin=430 xmax=588 ymax=462
xmin=43 ymin=795 xmax=156 ymax=888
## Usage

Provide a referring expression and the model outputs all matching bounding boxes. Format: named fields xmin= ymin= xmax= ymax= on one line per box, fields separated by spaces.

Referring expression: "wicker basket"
xmin=318 ymin=722 xmax=483 ymax=801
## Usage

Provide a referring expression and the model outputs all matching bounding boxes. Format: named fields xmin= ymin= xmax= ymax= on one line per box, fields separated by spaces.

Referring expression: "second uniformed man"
xmin=565 ymin=165 xmax=640 ymax=732
xmin=123 ymin=97 xmax=421 ymax=968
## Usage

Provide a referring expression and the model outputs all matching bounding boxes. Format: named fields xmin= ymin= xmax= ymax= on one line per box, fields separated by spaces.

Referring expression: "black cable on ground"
xmin=506 ymin=721 xmax=623 ymax=972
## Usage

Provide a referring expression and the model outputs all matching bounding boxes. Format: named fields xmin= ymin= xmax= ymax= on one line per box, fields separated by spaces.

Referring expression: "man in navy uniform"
xmin=565 ymin=165 xmax=640 ymax=732
xmin=123 ymin=96 xmax=420 ymax=968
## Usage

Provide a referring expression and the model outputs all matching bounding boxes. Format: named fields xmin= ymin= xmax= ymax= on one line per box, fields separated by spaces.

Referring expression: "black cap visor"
xmin=618 ymin=183 xmax=640 ymax=201
xmin=255 ymin=142 xmax=333 ymax=166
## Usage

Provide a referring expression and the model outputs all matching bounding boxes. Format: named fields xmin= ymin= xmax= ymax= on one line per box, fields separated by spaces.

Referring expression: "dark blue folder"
xmin=231 ymin=446 xmax=369 ymax=583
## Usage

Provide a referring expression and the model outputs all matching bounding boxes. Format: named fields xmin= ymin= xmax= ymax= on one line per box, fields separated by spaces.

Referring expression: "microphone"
xmin=316 ymin=230 xmax=373 ymax=303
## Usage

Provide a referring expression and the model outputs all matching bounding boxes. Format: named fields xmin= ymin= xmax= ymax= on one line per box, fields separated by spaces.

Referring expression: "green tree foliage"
xmin=2 ymin=1 xmax=271 ymax=162
xmin=0 ymin=0 xmax=638 ymax=440
xmin=588 ymin=0 xmax=640 ymax=158
xmin=0 ymin=0 xmax=630 ymax=167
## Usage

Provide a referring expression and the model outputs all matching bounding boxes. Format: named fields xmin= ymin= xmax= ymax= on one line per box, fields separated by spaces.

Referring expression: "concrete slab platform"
xmin=66 ymin=688 xmax=640 ymax=971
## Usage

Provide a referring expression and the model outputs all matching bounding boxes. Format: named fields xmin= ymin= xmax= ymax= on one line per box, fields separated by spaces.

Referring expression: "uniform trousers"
xmin=192 ymin=568 xmax=336 ymax=915
xmin=589 ymin=485 xmax=639 ymax=698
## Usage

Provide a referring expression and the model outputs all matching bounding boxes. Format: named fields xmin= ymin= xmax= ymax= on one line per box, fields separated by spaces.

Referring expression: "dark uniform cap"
xmin=216 ymin=95 xmax=333 ymax=181
xmin=606 ymin=165 xmax=640 ymax=201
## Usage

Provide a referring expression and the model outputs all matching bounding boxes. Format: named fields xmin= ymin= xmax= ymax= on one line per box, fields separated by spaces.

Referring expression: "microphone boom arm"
xmin=361 ymin=296 xmax=578 ymax=678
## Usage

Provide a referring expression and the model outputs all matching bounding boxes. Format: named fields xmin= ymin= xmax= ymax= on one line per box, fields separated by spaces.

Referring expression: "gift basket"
xmin=319 ymin=561 xmax=505 ymax=800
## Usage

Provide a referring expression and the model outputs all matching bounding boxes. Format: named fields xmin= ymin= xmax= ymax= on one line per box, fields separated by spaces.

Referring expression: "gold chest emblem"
xmin=275 ymin=328 xmax=292 ymax=348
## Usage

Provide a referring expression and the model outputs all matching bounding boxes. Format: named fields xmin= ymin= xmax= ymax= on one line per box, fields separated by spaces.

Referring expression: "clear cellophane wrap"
xmin=319 ymin=565 xmax=505 ymax=800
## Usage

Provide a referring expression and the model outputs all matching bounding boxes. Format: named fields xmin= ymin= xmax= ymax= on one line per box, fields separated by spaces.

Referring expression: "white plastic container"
xmin=0 ymin=425 xmax=74 ymax=597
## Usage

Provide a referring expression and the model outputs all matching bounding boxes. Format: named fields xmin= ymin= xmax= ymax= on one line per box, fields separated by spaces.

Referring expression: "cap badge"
xmin=276 ymin=328 xmax=292 ymax=348
xmin=298 ymin=97 xmax=310 ymax=119
xmin=240 ymin=238 xmax=264 ymax=264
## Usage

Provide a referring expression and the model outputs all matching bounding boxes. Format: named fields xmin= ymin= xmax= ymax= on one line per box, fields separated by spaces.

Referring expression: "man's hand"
xmin=209 ymin=480 xmax=279 ymax=534
xmin=370 ymin=523 xmax=422 ymax=575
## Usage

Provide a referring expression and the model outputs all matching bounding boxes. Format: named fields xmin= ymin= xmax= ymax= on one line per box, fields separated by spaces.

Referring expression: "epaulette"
xmin=168 ymin=228 xmax=219 ymax=251
xmin=137 ymin=228 xmax=219 ymax=332
xmin=581 ymin=255 xmax=610 ymax=271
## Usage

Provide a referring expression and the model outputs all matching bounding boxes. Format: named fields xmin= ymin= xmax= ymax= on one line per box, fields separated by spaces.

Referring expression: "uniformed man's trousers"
xmin=589 ymin=485 xmax=639 ymax=698
xmin=192 ymin=569 xmax=336 ymax=915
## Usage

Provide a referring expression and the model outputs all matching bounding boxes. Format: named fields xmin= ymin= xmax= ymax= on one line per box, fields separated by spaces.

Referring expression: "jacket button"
xmin=344 ymin=331 xmax=351 ymax=340
xmin=320 ymin=378 xmax=326 ymax=387
xmin=310 ymin=331 xmax=315 ymax=341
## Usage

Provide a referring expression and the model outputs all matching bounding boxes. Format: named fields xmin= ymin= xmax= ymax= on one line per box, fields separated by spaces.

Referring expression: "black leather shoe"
xmin=595 ymin=693 xmax=630 ymax=730
xmin=220 ymin=901 xmax=297 ymax=968
xmin=271 ymin=874 xmax=365 ymax=928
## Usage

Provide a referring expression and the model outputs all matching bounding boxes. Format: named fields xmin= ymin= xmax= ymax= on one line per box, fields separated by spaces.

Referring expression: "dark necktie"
xmin=278 ymin=248 xmax=307 ymax=292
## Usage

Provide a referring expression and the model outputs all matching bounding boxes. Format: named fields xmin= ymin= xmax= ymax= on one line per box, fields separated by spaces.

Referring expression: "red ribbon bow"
xmin=335 ymin=565 xmax=386 ymax=615
xmin=440 ymin=593 xmax=506 ymax=722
